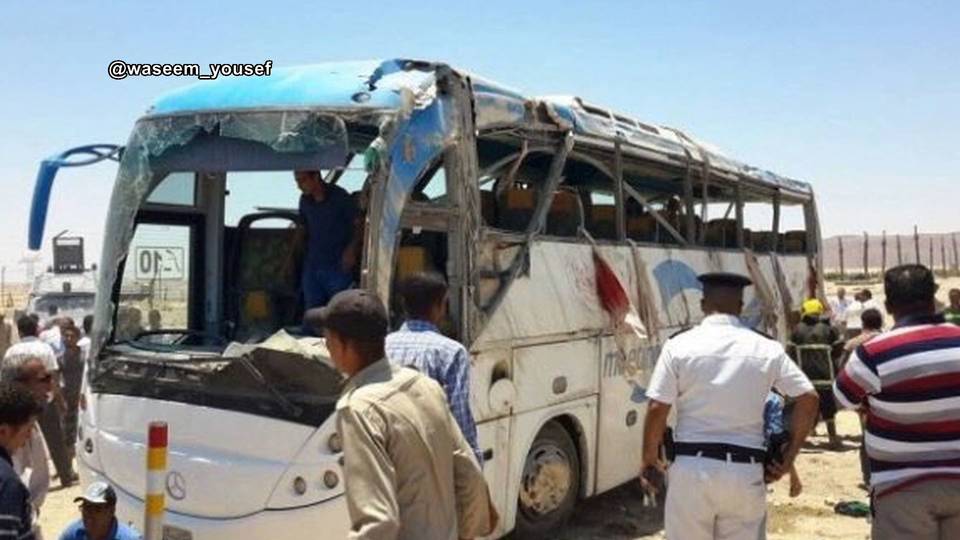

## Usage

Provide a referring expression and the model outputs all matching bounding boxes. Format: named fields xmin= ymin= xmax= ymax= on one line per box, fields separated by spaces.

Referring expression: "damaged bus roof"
xmin=147 ymin=58 xmax=811 ymax=196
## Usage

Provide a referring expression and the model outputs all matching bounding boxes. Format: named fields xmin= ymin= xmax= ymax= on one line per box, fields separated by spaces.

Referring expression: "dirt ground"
xmin=554 ymin=410 xmax=870 ymax=540
xmin=38 ymin=413 xmax=870 ymax=539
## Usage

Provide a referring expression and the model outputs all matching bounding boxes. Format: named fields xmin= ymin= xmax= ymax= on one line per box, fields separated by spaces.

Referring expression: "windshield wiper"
xmin=116 ymin=339 xmax=178 ymax=354
xmin=234 ymin=354 xmax=304 ymax=419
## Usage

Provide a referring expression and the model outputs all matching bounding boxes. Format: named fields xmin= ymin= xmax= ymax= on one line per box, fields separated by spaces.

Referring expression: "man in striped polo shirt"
xmin=834 ymin=264 xmax=960 ymax=539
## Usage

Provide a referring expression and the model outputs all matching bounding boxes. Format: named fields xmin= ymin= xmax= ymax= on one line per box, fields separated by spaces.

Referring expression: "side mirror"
xmin=28 ymin=145 xmax=123 ymax=251
xmin=29 ymin=160 xmax=60 ymax=251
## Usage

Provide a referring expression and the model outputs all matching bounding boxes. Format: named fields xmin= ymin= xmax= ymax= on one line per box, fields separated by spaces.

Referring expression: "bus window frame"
xmin=115 ymin=209 xmax=206 ymax=342
xmin=478 ymin=132 xmax=574 ymax=318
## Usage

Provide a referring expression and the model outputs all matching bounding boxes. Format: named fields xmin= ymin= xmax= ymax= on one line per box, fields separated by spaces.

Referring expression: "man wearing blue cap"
xmin=640 ymin=272 xmax=820 ymax=540
xmin=58 ymin=482 xmax=140 ymax=540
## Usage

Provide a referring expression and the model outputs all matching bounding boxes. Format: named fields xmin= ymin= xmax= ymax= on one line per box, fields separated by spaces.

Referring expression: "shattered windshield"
xmin=94 ymin=109 xmax=390 ymax=355
xmin=94 ymin=331 xmax=344 ymax=426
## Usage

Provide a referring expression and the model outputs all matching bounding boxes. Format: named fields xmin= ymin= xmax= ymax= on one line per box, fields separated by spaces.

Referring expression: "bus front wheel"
xmin=514 ymin=420 xmax=580 ymax=538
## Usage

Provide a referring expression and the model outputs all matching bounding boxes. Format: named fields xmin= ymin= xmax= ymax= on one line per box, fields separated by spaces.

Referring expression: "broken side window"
xmin=743 ymin=191 xmax=778 ymax=252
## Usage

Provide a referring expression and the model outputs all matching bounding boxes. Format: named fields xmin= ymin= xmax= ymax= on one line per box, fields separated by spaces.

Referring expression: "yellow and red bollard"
xmin=144 ymin=422 xmax=168 ymax=540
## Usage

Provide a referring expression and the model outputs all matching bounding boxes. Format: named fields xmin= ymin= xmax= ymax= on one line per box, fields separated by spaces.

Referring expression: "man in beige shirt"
xmin=306 ymin=289 xmax=497 ymax=540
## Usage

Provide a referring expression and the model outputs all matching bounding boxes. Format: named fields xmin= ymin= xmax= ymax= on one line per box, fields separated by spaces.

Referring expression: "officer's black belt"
xmin=673 ymin=442 xmax=766 ymax=464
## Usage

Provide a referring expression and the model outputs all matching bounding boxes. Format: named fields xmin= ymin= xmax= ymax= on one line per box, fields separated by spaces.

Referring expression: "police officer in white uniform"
xmin=640 ymin=272 xmax=820 ymax=540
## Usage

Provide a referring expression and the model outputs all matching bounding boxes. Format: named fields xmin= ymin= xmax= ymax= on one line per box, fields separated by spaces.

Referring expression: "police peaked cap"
xmin=697 ymin=272 xmax=753 ymax=288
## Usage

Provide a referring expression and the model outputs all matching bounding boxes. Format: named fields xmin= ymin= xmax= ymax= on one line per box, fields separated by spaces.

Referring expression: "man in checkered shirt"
xmin=386 ymin=272 xmax=481 ymax=463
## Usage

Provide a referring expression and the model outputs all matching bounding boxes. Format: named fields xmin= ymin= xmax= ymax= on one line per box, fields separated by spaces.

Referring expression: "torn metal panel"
xmin=546 ymin=97 xmax=811 ymax=198
xmin=148 ymin=58 xmax=812 ymax=197
xmin=439 ymin=70 xmax=484 ymax=344
xmin=473 ymin=241 xmax=810 ymax=350
xmin=368 ymin=93 xmax=454 ymax=305
xmin=148 ymin=60 xmax=432 ymax=116
xmin=478 ymin=133 xmax=574 ymax=321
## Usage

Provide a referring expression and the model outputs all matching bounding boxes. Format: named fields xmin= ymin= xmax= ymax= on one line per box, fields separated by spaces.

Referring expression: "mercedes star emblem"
xmin=165 ymin=471 xmax=187 ymax=501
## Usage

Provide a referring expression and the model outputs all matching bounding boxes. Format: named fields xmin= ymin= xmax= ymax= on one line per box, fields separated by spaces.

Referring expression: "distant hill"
xmin=823 ymin=232 xmax=960 ymax=272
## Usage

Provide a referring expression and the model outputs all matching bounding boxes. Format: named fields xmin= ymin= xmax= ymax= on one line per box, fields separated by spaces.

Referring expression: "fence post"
xmin=863 ymin=232 xmax=870 ymax=278
xmin=881 ymin=230 xmax=887 ymax=275
xmin=839 ymin=236 xmax=846 ymax=280
xmin=914 ymin=226 xmax=921 ymax=264
xmin=950 ymin=233 xmax=960 ymax=273
xmin=942 ymin=238 xmax=948 ymax=275
xmin=145 ymin=422 xmax=168 ymax=540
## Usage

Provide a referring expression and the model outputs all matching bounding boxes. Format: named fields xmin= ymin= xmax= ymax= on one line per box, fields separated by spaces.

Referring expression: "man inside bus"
xmin=293 ymin=170 xmax=361 ymax=311
xmin=305 ymin=290 xmax=497 ymax=540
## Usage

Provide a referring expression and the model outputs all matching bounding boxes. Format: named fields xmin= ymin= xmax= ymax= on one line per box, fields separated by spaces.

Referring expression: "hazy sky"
xmin=1 ymin=1 xmax=957 ymax=281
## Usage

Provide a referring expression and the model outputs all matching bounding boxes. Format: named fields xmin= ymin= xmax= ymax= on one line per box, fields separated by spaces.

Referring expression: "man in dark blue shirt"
xmin=58 ymin=482 xmax=141 ymax=540
xmin=294 ymin=170 xmax=360 ymax=310
xmin=0 ymin=381 xmax=43 ymax=540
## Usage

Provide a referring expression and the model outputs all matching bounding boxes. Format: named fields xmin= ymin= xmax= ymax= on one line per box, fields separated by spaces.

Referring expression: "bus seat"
xmin=784 ymin=231 xmax=806 ymax=253
xmin=742 ymin=228 xmax=754 ymax=249
xmin=243 ymin=290 xmax=270 ymax=320
xmin=480 ymin=190 xmax=497 ymax=226
xmin=705 ymin=219 xmax=738 ymax=248
xmin=627 ymin=215 xmax=656 ymax=242
xmin=546 ymin=189 xmax=583 ymax=237
xmin=751 ymin=231 xmax=777 ymax=252
xmin=589 ymin=205 xmax=617 ymax=239
xmin=396 ymin=245 xmax=432 ymax=281
xmin=497 ymin=186 xmax=537 ymax=232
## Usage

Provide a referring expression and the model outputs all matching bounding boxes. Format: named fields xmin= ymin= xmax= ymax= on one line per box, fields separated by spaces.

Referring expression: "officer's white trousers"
xmin=665 ymin=456 xmax=767 ymax=540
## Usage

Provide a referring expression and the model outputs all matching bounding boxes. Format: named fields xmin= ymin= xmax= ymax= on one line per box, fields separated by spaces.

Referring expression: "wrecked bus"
xmin=28 ymin=59 xmax=823 ymax=539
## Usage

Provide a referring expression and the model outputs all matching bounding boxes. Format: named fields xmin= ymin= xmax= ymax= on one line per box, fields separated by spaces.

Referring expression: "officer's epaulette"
xmin=669 ymin=327 xmax=693 ymax=339
xmin=750 ymin=327 xmax=776 ymax=340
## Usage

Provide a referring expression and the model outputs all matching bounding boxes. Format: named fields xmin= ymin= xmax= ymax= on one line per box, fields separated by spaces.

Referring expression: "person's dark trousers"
xmin=38 ymin=402 xmax=75 ymax=485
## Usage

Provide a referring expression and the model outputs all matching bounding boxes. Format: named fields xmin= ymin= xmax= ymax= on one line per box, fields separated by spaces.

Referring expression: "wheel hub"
xmin=518 ymin=444 xmax=572 ymax=517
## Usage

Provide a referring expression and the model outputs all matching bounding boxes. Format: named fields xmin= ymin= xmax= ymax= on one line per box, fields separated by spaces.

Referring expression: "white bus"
xmin=28 ymin=59 xmax=823 ymax=539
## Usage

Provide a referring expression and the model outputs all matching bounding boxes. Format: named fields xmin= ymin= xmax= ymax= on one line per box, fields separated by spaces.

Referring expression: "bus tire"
xmin=514 ymin=420 xmax=580 ymax=538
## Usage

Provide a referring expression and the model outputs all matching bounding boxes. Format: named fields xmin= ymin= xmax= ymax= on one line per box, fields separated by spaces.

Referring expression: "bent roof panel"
xmin=148 ymin=60 xmax=424 ymax=116
xmin=145 ymin=59 xmax=811 ymax=195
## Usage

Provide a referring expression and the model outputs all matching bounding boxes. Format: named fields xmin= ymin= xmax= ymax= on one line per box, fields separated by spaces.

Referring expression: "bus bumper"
xmin=80 ymin=467 xmax=351 ymax=539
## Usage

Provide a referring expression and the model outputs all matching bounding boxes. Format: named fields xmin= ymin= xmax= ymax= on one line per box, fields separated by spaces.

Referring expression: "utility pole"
xmin=897 ymin=234 xmax=903 ymax=266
